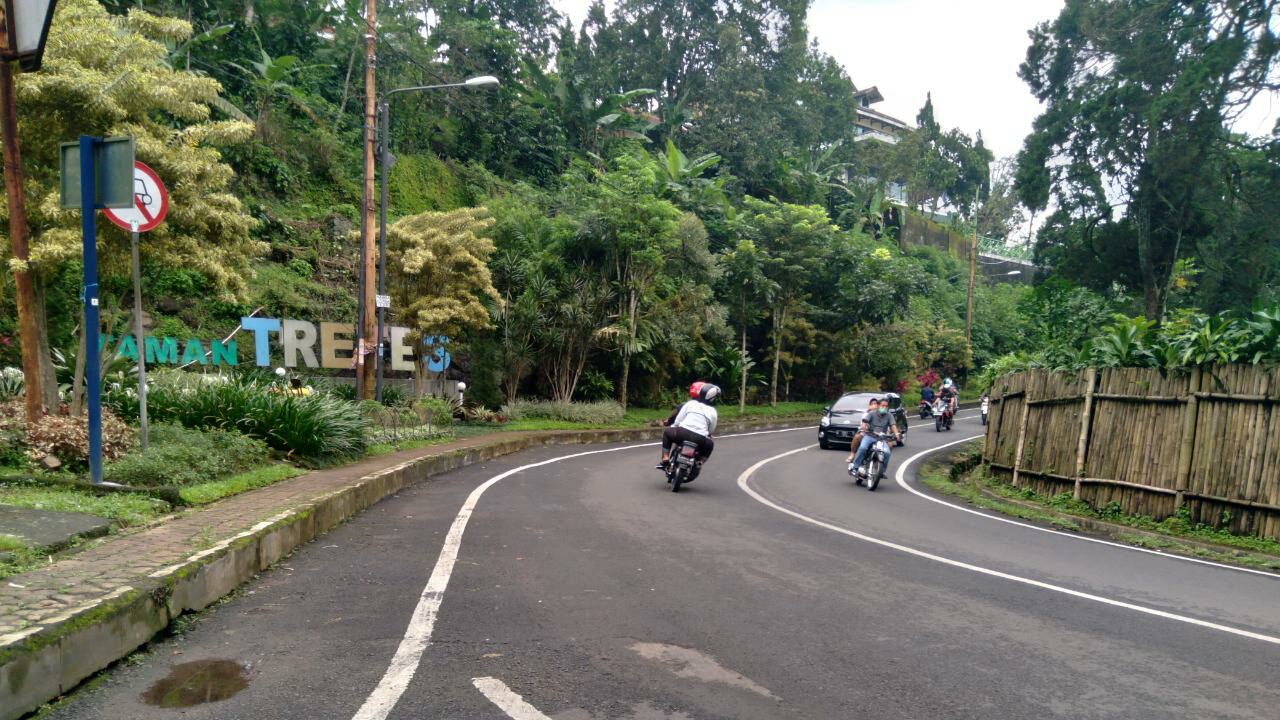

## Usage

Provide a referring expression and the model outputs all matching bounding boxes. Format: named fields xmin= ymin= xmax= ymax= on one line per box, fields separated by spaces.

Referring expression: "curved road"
xmin=51 ymin=412 xmax=1280 ymax=719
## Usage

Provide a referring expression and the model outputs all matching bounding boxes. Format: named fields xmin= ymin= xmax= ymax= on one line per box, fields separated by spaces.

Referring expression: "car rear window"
xmin=832 ymin=396 xmax=871 ymax=412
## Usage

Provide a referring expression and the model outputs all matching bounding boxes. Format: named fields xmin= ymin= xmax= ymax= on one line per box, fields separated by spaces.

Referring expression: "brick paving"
xmin=0 ymin=431 xmax=538 ymax=639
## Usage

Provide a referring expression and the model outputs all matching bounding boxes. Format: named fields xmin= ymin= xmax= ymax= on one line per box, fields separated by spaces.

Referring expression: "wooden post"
xmin=1174 ymin=367 xmax=1202 ymax=509
xmin=1011 ymin=397 xmax=1031 ymax=488
xmin=0 ymin=61 xmax=45 ymax=423
xmin=1073 ymin=367 xmax=1098 ymax=500
xmin=357 ymin=0 xmax=378 ymax=400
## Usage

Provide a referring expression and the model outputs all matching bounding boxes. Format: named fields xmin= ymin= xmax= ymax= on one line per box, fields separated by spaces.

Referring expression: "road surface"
xmin=49 ymin=412 xmax=1280 ymax=719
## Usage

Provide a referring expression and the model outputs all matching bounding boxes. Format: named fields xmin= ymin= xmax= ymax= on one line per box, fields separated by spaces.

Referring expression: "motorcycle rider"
xmin=658 ymin=381 xmax=720 ymax=469
xmin=939 ymin=378 xmax=959 ymax=415
xmin=846 ymin=397 xmax=881 ymax=461
xmin=847 ymin=397 xmax=902 ymax=480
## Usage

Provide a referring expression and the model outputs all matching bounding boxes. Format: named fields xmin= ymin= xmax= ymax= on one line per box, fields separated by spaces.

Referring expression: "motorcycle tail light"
xmin=681 ymin=447 xmax=697 ymax=457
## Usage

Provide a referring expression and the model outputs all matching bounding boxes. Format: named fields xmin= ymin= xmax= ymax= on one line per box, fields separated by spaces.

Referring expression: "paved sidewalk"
xmin=0 ymin=432 xmax=534 ymax=639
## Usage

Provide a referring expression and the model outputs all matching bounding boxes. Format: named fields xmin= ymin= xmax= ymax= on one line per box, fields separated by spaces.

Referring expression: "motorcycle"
xmin=933 ymin=399 xmax=954 ymax=432
xmin=918 ymin=399 xmax=933 ymax=419
xmin=981 ymin=396 xmax=989 ymax=426
xmin=848 ymin=432 xmax=892 ymax=491
xmin=665 ymin=439 xmax=702 ymax=493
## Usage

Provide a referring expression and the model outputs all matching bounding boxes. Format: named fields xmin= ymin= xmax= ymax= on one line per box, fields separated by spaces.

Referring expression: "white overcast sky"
xmin=551 ymin=0 xmax=1279 ymax=160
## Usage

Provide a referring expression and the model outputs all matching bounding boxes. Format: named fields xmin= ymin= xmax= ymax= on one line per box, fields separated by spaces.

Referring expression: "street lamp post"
xmin=0 ymin=0 xmax=58 ymax=424
xmin=373 ymin=75 xmax=498 ymax=402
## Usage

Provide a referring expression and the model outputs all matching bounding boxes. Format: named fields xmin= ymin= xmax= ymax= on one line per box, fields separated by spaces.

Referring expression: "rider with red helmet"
xmin=658 ymin=381 xmax=721 ymax=470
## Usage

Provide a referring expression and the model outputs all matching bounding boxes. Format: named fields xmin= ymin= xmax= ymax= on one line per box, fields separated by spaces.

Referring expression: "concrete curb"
xmin=0 ymin=417 xmax=811 ymax=719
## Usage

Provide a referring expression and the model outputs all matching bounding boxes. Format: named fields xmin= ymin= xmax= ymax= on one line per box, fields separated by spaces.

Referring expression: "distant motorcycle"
xmin=918 ymin=399 xmax=933 ymax=419
xmin=933 ymin=399 xmax=954 ymax=432
xmin=848 ymin=432 xmax=892 ymax=491
xmin=665 ymin=439 xmax=702 ymax=493
xmin=981 ymin=396 xmax=990 ymax=426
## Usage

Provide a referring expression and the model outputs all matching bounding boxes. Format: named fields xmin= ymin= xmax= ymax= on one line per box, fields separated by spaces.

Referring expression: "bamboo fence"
xmin=983 ymin=364 xmax=1280 ymax=541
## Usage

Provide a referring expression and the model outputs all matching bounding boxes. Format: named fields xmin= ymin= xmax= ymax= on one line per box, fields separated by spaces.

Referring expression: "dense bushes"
xmin=106 ymin=372 xmax=365 ymax=461
xmin=104 ymin=424 xmax=270 ymax=487
xmin=501 ymin=400 xmax=625 ymax=425
xmin=0 ymin=400 xmax=134 ymax=469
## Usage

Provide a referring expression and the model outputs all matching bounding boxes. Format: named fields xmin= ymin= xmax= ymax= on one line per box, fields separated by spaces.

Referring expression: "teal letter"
xmin=210 ymin=339 xmax=238 ymax=366
xmin=182 ymin=339 xmax=209 ymax=365
xmin=145 ymin=336 xmax=178 ymax=364
xmin=117 ymin=334 xmax=138 ymax=361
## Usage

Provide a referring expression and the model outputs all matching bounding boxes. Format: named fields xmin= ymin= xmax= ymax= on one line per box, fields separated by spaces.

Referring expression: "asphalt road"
xmin=49 ymin=411 xmax=1280 ymax=720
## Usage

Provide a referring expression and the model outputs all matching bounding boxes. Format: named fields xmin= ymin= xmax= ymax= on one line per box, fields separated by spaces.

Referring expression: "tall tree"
xmin=1016 ymin=0 xmax=1280 ymax=318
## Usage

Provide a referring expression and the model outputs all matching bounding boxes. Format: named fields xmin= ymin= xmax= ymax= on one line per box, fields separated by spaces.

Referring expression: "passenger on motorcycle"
xmin=657 ymin=382 xmax=720 ymax=469
xmin=920 ymin=384 xmax=936 ymax=404
xmin=847 ymin=397 xmax=902 ymax=478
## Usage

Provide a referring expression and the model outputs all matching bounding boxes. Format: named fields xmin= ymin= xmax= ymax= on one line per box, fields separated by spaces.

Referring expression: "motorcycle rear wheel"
xmin=867 ymin=460 xmax=880 ymax=490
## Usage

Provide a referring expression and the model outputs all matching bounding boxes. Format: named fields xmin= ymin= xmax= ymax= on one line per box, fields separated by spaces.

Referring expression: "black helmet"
xmin=699 ymin=383 xmax=722 ymax=404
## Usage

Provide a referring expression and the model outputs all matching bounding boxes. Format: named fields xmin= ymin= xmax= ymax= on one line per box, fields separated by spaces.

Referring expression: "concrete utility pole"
xmin=358 ymin=0 xmax=378 ymax=399
xmin=0 ymin=61 xmax=45 ymax=422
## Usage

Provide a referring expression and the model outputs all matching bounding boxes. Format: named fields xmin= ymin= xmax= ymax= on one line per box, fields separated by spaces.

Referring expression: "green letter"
xmin=117 ymin=334 xmax=138 ymax=361
xmin=145 ymin=336 xmax=178 ymax=365
xmin=182 ymin=338 xmax=209 ymax=365
xmin=210 ymin=339 xmax=238 ymax=366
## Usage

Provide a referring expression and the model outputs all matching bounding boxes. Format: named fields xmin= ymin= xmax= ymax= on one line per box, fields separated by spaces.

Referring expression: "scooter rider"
xmin=847 ymin=397 xmax=901 ymax=479
xmin=939 ymin=378 xmax=959 ymax=414
xmin=658 ymin=382 xmax=720 ymax=469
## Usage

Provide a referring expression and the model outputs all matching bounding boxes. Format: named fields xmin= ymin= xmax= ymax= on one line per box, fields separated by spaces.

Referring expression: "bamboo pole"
xmin=1174 ymin=368 xmax=1202 ymax=510
xmin=1073 ymin=367 xmax=1098 ymax=501
xmin=1011 ymin=393 xmax=1031 ymax=488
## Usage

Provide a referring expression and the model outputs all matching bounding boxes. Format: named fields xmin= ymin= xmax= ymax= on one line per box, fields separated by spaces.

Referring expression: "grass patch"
xmin=459 ymin=402 xmax=825 ymax=434
xmin=927 ymin=450 xmax=1280 ymax=571
xmin=366 ymin=433 xmax=460 ymax=458
xmin=919 ymin=463 xmax=1082 ymax=531
xmin=0 ymin=533 xmax=29 ymax=552
xmin=0 ymin=479 xmax=170 ymax=527
xmin=178 ymin=464 xmax=306 ymax=505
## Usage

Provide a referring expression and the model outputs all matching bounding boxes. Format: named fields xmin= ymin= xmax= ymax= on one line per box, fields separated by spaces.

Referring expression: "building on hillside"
xmin=853 ymin=86 xmax=910 ymax=145
xmin=851 ymin=85 xmax=910 ymax=205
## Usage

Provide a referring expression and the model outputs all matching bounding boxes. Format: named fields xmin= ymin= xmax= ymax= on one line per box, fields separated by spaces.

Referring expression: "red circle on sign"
xmin=104 ymin=161 xmax=169 ymax=233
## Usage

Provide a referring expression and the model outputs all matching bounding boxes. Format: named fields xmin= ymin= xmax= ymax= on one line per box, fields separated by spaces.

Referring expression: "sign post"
xmin=104 ymin=161 xmax=169 ymax=453
xmin=60 ymin=135 xmax=134 ymax=484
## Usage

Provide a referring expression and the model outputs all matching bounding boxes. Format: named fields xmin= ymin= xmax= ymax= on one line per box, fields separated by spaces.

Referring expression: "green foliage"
xmin=501 ymin=400 xmax=626 ymax=425
xmin=389 ymin=154 xmax=473 ymax=215
xmin=178 ymin=464 xmax=304 ymax=506
xmin=105 ymin=372 xmax=365 ymax=461
xmin=104 ymin=424 xmax=270 ymax=488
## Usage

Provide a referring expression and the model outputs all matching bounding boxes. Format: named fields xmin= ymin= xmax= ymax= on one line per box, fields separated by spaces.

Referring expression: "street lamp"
xmin=1 ymin=0 xmax=58 ymax=71
xmin=1 ymin=0 xmax=57 ymax=425
xmin=372 ymin=74 xmax=500 ymax=402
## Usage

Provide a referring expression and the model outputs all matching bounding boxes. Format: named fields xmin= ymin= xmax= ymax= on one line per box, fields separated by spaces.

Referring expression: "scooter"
xmin=848 ymin=432 xmax=893 ymax=492
xmin=918 ymin=399 xmax=933 ymax=419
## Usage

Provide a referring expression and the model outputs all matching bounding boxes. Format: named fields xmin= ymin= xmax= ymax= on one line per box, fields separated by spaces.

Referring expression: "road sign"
xmin=59 ymin=136 xmax=135 ymax=209
xmin=376 ymin=294 xmax=391 ymax=309
xmin=104 ymin=162 xmax=168 ymax=233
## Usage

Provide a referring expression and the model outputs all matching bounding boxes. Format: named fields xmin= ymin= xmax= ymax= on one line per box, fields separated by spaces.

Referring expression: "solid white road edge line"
xmin=472 ymin=677 xmax=553 ymax=720
xmin=350 ymin=424 xmax=809 ymax=720
xmin=894 ymin=433 xmax=1280 ymax=579
xmin=737 ymin=444 xmax=1280 ymax=647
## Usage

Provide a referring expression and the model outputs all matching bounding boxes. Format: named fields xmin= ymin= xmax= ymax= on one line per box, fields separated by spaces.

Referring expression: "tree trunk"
xmin=739 ymin=326 xmax=747 ymax=414
xmin=1135 ymin=192 xmax=1163 ymax=320
xmin=619 ymin=289 xmax=638 ymax=411
xmin=71 ymin=313 xmax=86 ymax=416
xmin=770 ymin=307 xmax=785 ymax=408
xmin=33 ymin=273 xmax=59 ymax=410
xmin=619 ymin=353 xmax=630 ymax=411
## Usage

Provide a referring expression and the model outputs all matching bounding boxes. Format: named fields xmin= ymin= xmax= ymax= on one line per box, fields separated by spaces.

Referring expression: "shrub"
xmin=0 ymin=367 xmax=23 ymax=401
xmin=0 ymin=400 xmax=134 ymax=469
xmin=105 ymin=372 xmax=365 ymax=461
xmin=501 ymin=399 xmax=625 ymax=425
xmin=104 ymin=424 xmax=270 ymax=488
xmin=412 ymin=397 xmax=454 ymax=427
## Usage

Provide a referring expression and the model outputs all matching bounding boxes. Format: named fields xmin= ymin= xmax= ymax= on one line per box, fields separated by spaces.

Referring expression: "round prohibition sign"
xmin=104 ymin=161 xmax=169 ymax=233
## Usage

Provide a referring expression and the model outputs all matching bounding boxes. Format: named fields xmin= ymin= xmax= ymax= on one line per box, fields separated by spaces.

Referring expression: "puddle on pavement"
xmin=141 ymin=659 xmax=248 ymax=708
